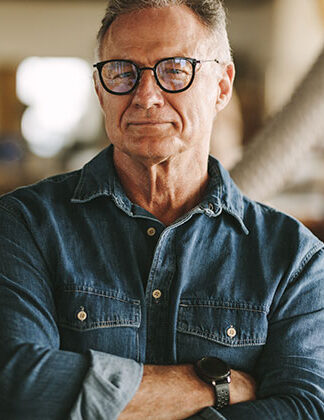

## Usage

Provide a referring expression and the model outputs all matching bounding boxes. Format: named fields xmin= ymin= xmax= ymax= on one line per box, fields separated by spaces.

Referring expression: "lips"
xmin=128 ymin=121 xmax=170 ymax=125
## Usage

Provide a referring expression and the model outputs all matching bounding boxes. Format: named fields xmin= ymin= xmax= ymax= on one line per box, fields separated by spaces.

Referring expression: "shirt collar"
xmin=71 ymin=145 xmax=133 ymax=215
xmin=206 ymin=154 xmax=249 ymax=234
xmin=71 ymin=145 xmax=249 ymax=234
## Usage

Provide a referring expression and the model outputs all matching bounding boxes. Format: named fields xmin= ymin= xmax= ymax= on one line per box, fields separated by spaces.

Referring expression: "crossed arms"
xmin=0 ymin=200 xmax=323 ymax=419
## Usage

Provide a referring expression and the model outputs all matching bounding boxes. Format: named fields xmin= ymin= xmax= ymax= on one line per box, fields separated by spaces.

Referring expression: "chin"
xmin=121 ymin=136 xmax=185 ymax=163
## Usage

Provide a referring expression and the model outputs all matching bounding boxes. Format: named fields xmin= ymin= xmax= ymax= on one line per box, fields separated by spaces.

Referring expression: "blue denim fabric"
xmin=0 ymin=145 xmax=323 ymax=419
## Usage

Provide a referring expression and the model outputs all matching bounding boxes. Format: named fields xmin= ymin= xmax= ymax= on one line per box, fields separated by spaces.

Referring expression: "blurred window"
xmin=16 ymin=57 xmax=97 ymax=157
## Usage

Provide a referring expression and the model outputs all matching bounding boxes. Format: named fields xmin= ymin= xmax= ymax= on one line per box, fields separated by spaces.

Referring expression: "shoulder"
xmin=241 ymin=194 xmax=324 ymax=277
xmin=244 ymin=195 xmax=319 ymax=242
xmin=0 ymin=169 xmax=81 ymax=220
xmin=216 ymin=158 xmax=324 ymax=276
xmin=214 ymin=157 xmax=322 ymax=252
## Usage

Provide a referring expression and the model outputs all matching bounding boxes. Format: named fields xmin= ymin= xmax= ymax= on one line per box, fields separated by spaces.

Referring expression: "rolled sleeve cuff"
xmin=69 ymin=350 xmax=143 ymax=420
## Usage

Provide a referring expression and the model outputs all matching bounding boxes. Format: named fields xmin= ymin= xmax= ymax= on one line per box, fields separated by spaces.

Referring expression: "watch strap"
xmin=212 ymin=379 xmax=230 ymax=410
xmin=194 ymin=357 xmax=230 ymax=410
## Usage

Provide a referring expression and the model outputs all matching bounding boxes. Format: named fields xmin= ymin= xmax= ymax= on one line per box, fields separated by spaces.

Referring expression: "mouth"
xmin=128 ymin=121 xmax=171 ymax=126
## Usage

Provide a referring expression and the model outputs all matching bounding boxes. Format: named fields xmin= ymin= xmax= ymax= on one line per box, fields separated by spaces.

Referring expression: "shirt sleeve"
xmin=189 ymin=246 xmax=324 ymax=419
xmin=0 ymin=201 xmax=143 ymax=420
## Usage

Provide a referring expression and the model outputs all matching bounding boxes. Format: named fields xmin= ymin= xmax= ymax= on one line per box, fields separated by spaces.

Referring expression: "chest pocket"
xmin=56 ymin=285 xmax=141 ymax=361
xmin=176 ymin=299 xmax=269 ymax=371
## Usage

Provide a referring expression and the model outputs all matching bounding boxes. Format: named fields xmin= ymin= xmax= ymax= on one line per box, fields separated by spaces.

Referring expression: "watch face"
xmin=197 ymin=357 xmax=230 ymax=381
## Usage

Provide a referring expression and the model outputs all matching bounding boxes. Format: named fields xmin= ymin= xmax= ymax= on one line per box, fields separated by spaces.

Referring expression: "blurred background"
xmin=1 ymin=0 xmax=324 ymax=237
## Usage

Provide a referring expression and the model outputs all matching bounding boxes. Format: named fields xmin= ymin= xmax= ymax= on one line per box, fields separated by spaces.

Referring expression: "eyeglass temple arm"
xmin=197 ymin=59 xmax=221 ymax=64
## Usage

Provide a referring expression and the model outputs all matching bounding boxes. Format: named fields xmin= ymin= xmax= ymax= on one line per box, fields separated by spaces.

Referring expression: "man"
xmin=0 ymin=1 xmax=323 ymax=419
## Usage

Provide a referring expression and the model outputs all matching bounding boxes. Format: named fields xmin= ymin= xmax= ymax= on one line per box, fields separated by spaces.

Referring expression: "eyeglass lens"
xmin=100 ymin=58 xmax=193 ymax=94
xmin=101 ymin=61 xmax=137 ymax=93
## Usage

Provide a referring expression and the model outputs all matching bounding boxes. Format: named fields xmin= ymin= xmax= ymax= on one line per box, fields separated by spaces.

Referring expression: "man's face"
xmin=95 ymin=5 xmax=234 ymax=165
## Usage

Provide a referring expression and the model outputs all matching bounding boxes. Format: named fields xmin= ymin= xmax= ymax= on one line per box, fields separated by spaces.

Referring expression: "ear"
xmin=215 ymin=62 xmax=235 ymax=112
xmin=93 ymin=71 xmax=105 ymax=109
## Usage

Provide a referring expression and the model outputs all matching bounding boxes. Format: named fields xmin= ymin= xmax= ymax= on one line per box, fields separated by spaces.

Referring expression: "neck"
xmin=113 ymin=147 xmax=210 ymax=226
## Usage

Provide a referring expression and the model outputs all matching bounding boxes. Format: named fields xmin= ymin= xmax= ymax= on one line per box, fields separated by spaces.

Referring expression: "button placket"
xmin=145 ymin=227 xmax=176 ymax=362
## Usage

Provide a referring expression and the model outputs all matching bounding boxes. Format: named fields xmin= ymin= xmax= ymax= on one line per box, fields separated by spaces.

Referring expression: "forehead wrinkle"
xmin=101 ymin=5 xmax=215 ymax=62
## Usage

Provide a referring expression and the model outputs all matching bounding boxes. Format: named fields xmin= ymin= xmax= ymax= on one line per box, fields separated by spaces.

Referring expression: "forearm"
xmin=119 ymin=362 xmax=323 ymax=420
xmin=119 ymin=365 xmax=255 ymax=420
xmin=119 ymin=364 xmax=213 ymax=420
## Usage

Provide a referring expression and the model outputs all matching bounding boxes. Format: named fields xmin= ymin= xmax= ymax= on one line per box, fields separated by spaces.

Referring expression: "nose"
xmin=131 ymin=69 xmax=165 ymax=109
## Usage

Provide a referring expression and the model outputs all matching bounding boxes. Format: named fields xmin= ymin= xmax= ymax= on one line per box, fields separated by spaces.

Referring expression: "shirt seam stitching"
xmin=289 ymin=244 xmax=324 ymax=283
xmin=0 ymin=200 xmax=53 ymax=281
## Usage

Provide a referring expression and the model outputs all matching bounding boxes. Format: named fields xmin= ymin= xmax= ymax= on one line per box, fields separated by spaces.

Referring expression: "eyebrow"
xmin=102 ymin=54 xmax=193 ymax=66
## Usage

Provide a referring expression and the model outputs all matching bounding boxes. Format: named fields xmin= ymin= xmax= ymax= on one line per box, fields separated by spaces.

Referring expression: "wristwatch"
xmin=194 ymin=356 xmax=231 ymax=410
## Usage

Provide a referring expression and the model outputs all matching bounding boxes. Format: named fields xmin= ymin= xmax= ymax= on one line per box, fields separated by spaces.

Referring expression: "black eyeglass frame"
xmin=93 ymin=56 xmax=220 ymax=95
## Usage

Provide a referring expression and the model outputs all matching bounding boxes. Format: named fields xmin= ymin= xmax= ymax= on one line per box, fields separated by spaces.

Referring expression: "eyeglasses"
xmin=93 ymin=56 xmax=220 ymax=95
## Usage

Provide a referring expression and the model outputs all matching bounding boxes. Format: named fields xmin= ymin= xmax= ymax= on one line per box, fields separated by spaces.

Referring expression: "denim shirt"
xmin=0 ymin=145 xmax=323 ymax=420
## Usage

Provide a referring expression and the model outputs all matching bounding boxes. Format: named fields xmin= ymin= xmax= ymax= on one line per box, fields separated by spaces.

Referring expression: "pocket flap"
xmin=57 ymin=285 xmax=141 ymax=331
xmin=177 ymin=299 xmax=268 ymax=347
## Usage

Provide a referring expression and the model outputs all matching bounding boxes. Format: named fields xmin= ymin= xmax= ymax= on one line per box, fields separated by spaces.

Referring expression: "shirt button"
xmin=77 ymin=308 xmax=87 ymax=322
xmin=152 ymin=289 xmax=162 ymax=299
xmin=147 ymin=227 xmax=156 ymax=237
xmin=227 ymin=326 xmax=237 ymax=338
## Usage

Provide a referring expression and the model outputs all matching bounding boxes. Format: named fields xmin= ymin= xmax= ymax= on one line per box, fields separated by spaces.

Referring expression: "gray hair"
xmin=96 ymin=0 xmax=231 ymax=61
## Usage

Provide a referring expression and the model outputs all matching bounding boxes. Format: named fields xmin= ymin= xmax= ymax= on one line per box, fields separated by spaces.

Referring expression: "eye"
xmin=165 ymin=68 xmax=189 ymax=75
xmin=158 ymin=59 xmax=192 ymax=79
xmin=114 ymin=71 xmax=135 ymax=80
